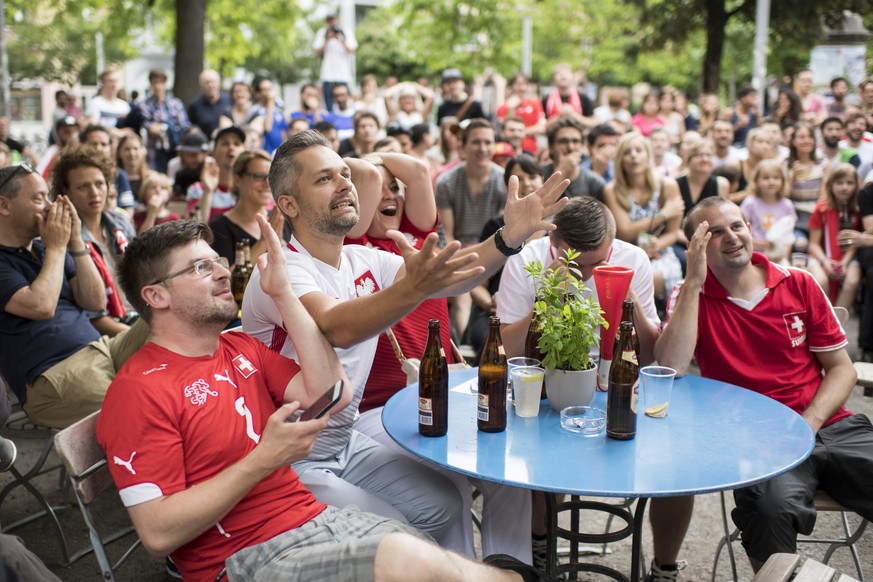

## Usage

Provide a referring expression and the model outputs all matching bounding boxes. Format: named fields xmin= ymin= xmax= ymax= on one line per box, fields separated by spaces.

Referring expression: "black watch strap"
xmin=494 ymin=227 xmax=524 ymax=257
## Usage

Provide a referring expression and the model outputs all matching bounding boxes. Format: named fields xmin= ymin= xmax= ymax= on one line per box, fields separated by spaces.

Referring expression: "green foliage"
xmin=150 ymin=0 xmax=307 ymax=83
xmin=6 ymin=0 xmax=144 ymax=84
xmin=524 ymin=249 xmax=607 ymax=373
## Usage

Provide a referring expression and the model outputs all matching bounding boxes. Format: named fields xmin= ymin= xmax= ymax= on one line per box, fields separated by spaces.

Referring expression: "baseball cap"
xmin=55 ymin=116 xmax=79 ymax=131
xmin=493 ymin=142 xmax=516 ymax=159
xmin=214 ymin=126 xmax=246 ymax=145
xmin=441 ymin=68 xmax=463 ymax=83
xmin=178 ymin=131 xmax=210 ymax=153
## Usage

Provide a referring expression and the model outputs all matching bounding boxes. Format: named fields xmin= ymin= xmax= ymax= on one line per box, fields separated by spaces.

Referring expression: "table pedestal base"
xmin=545 ymin=495 xmax=649 ymax=582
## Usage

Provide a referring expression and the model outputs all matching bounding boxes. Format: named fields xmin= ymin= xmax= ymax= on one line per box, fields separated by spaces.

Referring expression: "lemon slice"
xmin=645 ymin=402 xmax=669 ymax=418
xmin=518 ymin=374 xmax=544 ymax=383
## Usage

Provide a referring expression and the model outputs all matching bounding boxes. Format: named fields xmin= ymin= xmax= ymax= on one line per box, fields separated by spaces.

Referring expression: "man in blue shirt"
xmin=0 ymin=165 xmax=148 ymax=428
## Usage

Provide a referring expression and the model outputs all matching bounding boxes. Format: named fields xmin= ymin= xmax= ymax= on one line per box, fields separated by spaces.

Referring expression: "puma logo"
xmin=113 ymin=452 xmax=137 ymax=475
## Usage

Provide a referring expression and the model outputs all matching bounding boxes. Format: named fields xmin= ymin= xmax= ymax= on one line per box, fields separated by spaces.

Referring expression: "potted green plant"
xmin=524 ymin=249 xmax=607 ymax=412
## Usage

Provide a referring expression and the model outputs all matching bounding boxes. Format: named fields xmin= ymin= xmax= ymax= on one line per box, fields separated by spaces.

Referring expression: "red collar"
xmin=702 ymin=252 xmax=789 ymax=299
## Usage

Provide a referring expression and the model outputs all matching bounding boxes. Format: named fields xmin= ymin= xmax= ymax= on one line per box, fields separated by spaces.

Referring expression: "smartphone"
xmin=296 ymin=380 xmax=344 ymax=422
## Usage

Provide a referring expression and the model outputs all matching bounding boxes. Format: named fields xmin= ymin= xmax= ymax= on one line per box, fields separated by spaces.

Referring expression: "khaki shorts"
xmin=22 ymin=319 xmax=149 ymax=429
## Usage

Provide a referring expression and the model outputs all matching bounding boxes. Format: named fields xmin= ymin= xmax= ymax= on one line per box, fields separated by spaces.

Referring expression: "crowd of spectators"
xmin=1 ymin=40 xmax=873 ymax=581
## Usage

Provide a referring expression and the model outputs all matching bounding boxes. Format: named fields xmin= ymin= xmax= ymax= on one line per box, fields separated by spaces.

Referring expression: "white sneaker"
xmin=646 ymin=559 xmax=687 ymax=582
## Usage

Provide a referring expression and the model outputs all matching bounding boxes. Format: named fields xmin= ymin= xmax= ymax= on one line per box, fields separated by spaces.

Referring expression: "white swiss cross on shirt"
xmin=782 ymin=312 xmax=807 ymax=347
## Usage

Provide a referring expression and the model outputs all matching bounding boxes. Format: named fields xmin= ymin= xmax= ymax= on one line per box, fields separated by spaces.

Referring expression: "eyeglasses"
xmin=150 ymin=256 xmax=229 ymax=286
xmin=556 ymin=138 xmax=583 ymax=146
xmin=241 ymin=172 xmax=269 ymax=182
xmin=0 ymin=162 xmax=35 ymax=195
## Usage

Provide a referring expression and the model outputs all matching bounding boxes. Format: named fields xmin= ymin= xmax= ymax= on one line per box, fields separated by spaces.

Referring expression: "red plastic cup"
xmin=593 ymin=265 xmax=634 ymax=362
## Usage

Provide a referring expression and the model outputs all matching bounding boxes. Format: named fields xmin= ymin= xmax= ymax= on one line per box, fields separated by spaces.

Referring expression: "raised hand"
xmin=255 ymin=213 xmax=291 ymax=299
xmin=685 ymin=221 xmax=711 ymax=286
xmin=388 ymin=231 xmax=483 ymax=299
xmin=200 ymin=157 xmax=219 ymax=193
xmin=58 ymin=196 xmax=85 ymax=249
xmin=38 ymin=197 xmax=72 ymax=251
xmin=502 ymin=172 xmax=570 ymax=248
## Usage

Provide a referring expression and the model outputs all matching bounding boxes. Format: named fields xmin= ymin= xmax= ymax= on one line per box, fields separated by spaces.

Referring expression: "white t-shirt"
xmin=313 ymin=27 xmax=358 ymax=84
xmin=713 ymin=147 xmax=744 ymax=168
xmin=85 ymin=96 xmax=131 ymax=128
xmin=496 ymin=237 xmax=659 ymax=363
xmin=242 ymin=234 xmax=403 ymax=460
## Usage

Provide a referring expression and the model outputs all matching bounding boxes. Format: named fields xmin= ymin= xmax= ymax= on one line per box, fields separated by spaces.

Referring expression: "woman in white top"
xmin=385 ymin=82 xmax=434 ymax=130
xmin=604 ymin=132 xmax=685 ymax=299
xmin=355 ymin=75 xmax=388 ymax=128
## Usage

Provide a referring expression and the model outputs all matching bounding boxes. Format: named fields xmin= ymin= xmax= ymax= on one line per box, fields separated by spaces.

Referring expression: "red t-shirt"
xmin=808 ymin=200 xmax=861 ymax=262
xmin=344 ymin=215 xmax=455 ymax=412
xmin=96 ymin=332 xmax=325 ymax=582
xmin=667 ymin=252 xmax=851 ymax=426
xmin=497 ymin=98 xmax=545 ymax=154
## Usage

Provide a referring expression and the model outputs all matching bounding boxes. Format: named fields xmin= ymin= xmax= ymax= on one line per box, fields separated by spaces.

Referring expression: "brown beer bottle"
xmin=607 ymin=321 xmax=639 ymax=440
xmin=231 ymin=242 xmax=249 ymax=306
xmin=243 ymin=238 xmax=255 ymax=274
xmin=612 ymin=299 xmax=640 ymax=360
xmin=419 ymin=320 xmax=449 ymax=437
xmin=524 ymin=317 xmax=547 ymax=398
xmin=478 ymin=316 xmax=508 ymax=433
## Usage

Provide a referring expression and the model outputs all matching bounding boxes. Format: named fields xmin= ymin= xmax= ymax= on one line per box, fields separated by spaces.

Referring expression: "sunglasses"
xmin=0 ymin=162 xmax=35 ymax=194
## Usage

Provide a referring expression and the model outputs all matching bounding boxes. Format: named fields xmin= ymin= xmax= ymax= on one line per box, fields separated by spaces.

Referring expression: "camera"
xmin=330 ymin=25 xmax=343 ymax=34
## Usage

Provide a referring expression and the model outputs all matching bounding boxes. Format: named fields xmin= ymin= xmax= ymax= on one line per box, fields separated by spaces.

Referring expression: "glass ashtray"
xmin=560 ymin=406 xmax=606 ymax=437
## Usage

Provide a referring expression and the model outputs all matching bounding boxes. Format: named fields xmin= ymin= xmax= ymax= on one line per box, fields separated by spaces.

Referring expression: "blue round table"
xmin=382 ymin=367 xmax=815 ymax=581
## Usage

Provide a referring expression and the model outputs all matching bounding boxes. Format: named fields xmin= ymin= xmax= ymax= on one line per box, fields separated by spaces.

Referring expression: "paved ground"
xmin=1 ymin=314 xmax=871 ymax=581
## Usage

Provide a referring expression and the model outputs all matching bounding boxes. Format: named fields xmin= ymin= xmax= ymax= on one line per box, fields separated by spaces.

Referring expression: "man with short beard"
xmin=710 ymin=119 xmax=743 ymax=168
xmin=243 ymin=129 xmax=569 ymax=553
xmin=827 ymin=77 xmax=849 ymax=120
xmin=840 ymin=112 xmax=873 ymax=181
xmin=819 ymin=116 xmax=860 ymax=169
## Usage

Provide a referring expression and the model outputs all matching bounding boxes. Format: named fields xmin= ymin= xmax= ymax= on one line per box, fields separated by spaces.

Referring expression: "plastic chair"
xmin=712 ymin=490 xmax=868 ymax=582
xmin=53 ymin=410 xmax=141 ymax=580
xmin=0 ymin=378 xmax=70 ymax=562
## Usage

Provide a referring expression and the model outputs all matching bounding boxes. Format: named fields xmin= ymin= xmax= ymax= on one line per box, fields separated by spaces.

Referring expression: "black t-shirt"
xmin=0 ymin=241 xmax=100 ymax=400
xmin=677 ymin=175 xmax=719 ymax=217
xmin=437 ymin=98 xmax=486 ymax=125
xmin=174 ymin=165 xmax=203 ymax=199
xmin=859 ymin=182 xmax=873 ymax=218
xmin=4 ymin=138 xmax=24 ymax=153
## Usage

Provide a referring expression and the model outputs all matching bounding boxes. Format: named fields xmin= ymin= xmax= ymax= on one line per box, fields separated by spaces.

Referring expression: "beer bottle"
xmin=231 ymin=242 xmax=249 ymax=306
xmin=243 ymin=238 xmax=255 ymax=273
xmin=613 ymin=299 xmax=640 ymax=360
xmin=419 ymin=319 xmax=449 ymax=437
xmin=478 ymin=316 xmax=508 ymax=433
xmin=607 ymin=321 xmax=639 ymax=440
xmin=524 ymin=317 xmax=547 ymax=398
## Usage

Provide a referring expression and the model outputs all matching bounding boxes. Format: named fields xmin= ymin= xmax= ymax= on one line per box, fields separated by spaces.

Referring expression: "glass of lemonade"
xmin=511 ymin=366 xmax=545 ymax=418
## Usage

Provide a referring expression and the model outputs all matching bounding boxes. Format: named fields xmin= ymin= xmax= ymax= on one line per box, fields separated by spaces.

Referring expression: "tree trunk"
xmin=174 ymin=0 xmax=206 ymax=104
xmin=702 ymin=0 xmax=729 ymax=94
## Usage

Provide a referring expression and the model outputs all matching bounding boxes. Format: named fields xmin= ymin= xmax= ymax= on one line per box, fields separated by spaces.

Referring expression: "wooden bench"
xmin=753 ymin=554 xmax=861 ymax=582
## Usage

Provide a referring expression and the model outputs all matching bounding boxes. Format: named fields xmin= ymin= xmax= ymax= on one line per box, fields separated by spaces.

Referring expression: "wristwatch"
xmin=494 ymin=227 xmax=524 ymax=257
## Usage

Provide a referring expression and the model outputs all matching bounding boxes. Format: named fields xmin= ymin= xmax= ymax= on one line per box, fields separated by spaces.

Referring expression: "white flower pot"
xmin=545 ymin=367 xmax=597 ymax=412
